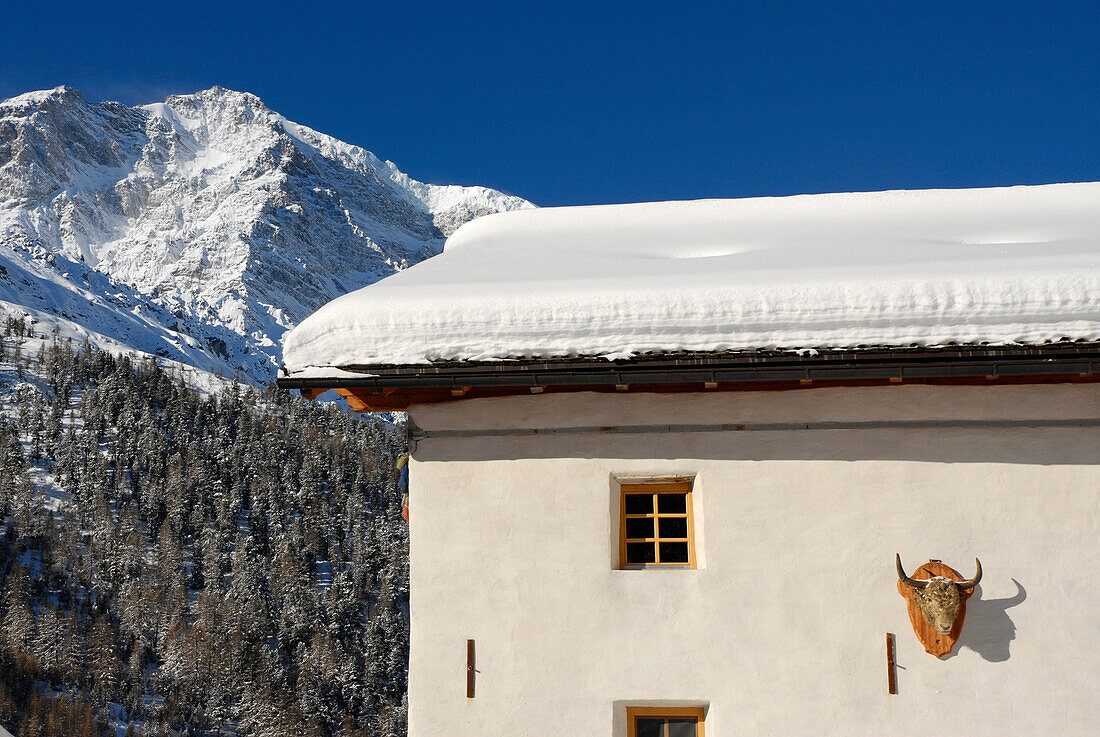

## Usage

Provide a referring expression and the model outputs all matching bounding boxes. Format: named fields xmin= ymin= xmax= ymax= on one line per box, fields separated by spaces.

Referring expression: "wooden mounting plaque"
xmin=897 ymin=560 xmax=974 ymax=658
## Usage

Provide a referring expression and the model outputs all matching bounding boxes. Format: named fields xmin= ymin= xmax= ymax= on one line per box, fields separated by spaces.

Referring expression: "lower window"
xmin=627 ymin=707 xmax=705 ymax=737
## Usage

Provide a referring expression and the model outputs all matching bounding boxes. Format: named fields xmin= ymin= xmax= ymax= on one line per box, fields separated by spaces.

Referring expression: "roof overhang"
xmin=277 ymin=342 xmax=1100 ymax=412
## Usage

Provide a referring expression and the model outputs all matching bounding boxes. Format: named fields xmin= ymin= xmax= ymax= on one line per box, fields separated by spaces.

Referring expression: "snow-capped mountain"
xmin=0 ymin=85 xmax=532 ymax=381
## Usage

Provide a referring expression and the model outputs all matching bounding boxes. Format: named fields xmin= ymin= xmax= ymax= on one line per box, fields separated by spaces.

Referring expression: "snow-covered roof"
xmin=282 ymin=182 xmax=1100 ymax=376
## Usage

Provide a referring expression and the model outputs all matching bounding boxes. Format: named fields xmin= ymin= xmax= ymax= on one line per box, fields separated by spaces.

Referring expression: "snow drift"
xmin=283 ymin=182 xmax=1100 ymax=375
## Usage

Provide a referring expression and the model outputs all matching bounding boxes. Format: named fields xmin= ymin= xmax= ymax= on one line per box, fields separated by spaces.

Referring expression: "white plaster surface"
xmin=406 ymin=384 xmax=1099 ymax=736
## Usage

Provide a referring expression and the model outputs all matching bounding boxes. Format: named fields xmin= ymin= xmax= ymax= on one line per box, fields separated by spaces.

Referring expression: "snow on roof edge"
xmin=281 ymin=339 xmax=1100 ymax=382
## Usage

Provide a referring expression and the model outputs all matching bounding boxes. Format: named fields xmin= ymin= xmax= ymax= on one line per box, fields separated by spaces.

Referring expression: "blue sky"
xmin=2 ymin=2 xmax=1097 ymax=206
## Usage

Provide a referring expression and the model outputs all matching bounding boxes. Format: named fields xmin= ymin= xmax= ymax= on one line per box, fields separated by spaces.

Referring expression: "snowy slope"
xmin=0 ymin=86 xmax=532 ymax=381
xmin=0 ymin=237 xmax=229 ymax=392
xmin=283 ymin=182 xmax=1100 ymax=372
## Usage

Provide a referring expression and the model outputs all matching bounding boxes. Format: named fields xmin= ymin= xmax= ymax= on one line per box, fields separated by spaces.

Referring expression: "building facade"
xmin=401 ymin=382 xmax=1098 ymax=736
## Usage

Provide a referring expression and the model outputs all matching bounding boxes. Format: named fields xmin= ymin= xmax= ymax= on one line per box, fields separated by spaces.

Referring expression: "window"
xmin=619 ymin=481 xmax=696 ymax=569
xmin=627 ymin=707 xmax=705 ymax=737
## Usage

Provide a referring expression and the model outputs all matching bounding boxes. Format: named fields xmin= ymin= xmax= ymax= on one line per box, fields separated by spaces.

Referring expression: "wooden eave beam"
xmin=315 ymin=370 xmax=1100 ymax=414
xmin=335 ymin=387 xmax=412 ymax=412
xmin=279 ymin=344 xmax=1100 ymax=414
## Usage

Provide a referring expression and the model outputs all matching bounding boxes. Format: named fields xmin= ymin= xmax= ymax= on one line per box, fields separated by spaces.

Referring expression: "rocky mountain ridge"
xmin=0 ymin=85 xmax=532 ymax=381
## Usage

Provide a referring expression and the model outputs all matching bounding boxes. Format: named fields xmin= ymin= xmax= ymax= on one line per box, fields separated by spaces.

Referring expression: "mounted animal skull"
xmin=896 ymin=554 xmax=982 ymax=634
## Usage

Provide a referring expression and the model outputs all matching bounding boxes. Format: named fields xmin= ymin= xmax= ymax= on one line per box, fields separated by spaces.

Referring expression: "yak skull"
xmin=896 ymin=554 xmax=982 ymax=634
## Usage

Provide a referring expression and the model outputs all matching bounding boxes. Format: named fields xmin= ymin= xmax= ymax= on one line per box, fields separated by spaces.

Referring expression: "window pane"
xmin=658 ymin=516 xmax=688 ymax=539
xmin=626 ymin=517 xmax=654 ymax=539
xmin=659 ymin=541 xmax=690 ymax=563
xmin=624 ymin=493 xmax=653 ymax=515
xmin=626 ymin=542 xmax=656 ymax=564
xmin=658 ymin=493 xmax=687 ymax=513
xmin=635 ymin=718 xmax=664 ymax=737
xmin=667 ymin=718 xmax=698 ymax=737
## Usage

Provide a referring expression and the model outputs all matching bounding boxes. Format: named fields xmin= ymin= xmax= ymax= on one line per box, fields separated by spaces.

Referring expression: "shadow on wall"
xmin=414 ymin=427 xmax=1100 ymax=465
xmin=950 ymin=579 xmax=1027 ymax=663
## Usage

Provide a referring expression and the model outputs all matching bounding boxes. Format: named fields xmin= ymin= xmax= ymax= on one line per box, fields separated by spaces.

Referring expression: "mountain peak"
xmin=168 ymin=85 xmax=267 ymax=108
xmin=0 ymin=84 xmax=532 ymax=382
xmin=1 ymin=85 xmax=84 ymax=108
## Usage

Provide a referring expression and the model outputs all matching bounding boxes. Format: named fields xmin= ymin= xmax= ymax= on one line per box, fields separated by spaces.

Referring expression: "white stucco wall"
xmin=405 ymin=384 xmax=1100 ymax=736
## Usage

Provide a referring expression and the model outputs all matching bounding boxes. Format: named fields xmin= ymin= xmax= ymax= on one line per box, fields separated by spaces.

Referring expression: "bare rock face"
xmin=0 ymin=86 xmax=532 ymax=381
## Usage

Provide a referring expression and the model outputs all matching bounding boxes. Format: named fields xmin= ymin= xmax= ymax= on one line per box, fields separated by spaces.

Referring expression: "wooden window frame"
xmin=619 ymin=481 xmax=696 ymax=570
xmin=626 ymin=706 xmax=706 ymax=737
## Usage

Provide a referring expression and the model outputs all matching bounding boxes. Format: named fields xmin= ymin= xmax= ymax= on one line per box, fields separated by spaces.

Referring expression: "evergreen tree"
xmin=0 ymin=326 xmax=410 ymax=735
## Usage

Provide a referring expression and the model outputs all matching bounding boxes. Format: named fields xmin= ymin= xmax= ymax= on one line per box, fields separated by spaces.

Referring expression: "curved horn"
xmin=956 ymin=558 xmax=983 ymax=590
xmin=896 ymin=554 xmax=928 ymax=589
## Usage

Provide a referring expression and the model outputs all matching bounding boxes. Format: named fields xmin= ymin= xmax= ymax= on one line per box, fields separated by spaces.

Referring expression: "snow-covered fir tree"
xmin=0 ymin=315 xmax=410 ymax=736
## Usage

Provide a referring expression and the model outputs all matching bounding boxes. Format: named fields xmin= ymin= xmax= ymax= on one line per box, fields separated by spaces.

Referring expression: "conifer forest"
xmin=0 ymin=315 xmax=410 ymax=737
